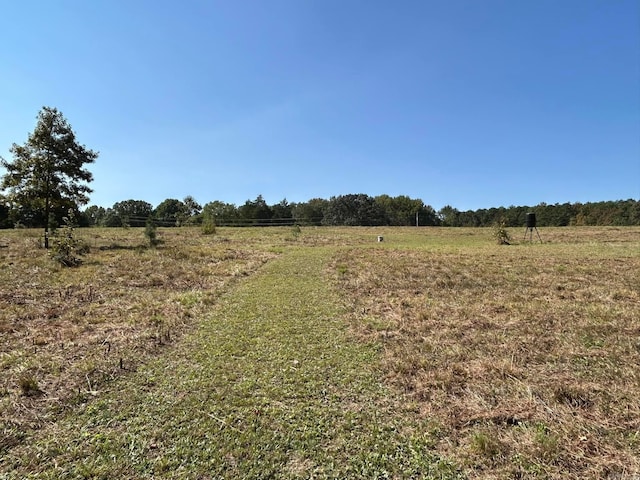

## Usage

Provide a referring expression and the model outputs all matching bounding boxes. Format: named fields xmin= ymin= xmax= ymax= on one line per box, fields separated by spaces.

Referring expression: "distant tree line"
xmin=437 ymin=199 xmax=640 ymax=227
xmin=2 ymin=193 xmax=638 ymax=229
xmin=73 ymin=194 xmax=440 ymax=228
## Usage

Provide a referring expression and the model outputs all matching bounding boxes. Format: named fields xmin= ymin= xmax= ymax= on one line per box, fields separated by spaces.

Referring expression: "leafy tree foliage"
xmin=154 ymin=198 xmax=189 ymax=226
xmin=271 ymin=198 xmax=293 ymax=224
xmin=0 ymin=196 xmax=11 ymax=229
xmin=435 ymin=200 xmax=640 ymax=227
xmin=82 ymin=205 xmax=107 ymax=226
xmin=202 ymin=200 xmax=239 ymax=226
xmin=183 ymin=196 xmax=202 ymax=218
xmin=0 ymin=207 xmax=10 ymax=229
xmin=144 ymin=218 xmax=160 ymax=247
xmin=437 ymin=205 xmax=459 ymax=226
xmin=201 ymin=215 xmax=216 ymax=235
xmin=0 ymin=107 xmax=97 ymax=246
xmin=112 ymin=200 xmax=153 ymax=227
xmin=238 ymin=195 xmax=273 ymax=225
xmin=323 ymin=194 xmax=386 ymax=226
xmin=375 ymin=194 xmax=416 ymax=225
xmin=492 ymin=218 xmax=512 ymax=245
xmin=374 ymin=195 xmax=439 ymax=226
xmin=292 ymin=198 xmax=328 ymax=226
xmin=419 ymin=204 xmax=439 ymax=226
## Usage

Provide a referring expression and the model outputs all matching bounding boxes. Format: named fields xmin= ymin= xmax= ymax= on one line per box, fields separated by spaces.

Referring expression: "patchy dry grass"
xmin=333 ymin=227 xmax=640 ymax=478
xmin=1 ymin=225 xmax=638 ymax=478
xmin=0 ymin=227 xmax=278 ymax=452
xmin=1 ymin=229 xmax=460 ymax=479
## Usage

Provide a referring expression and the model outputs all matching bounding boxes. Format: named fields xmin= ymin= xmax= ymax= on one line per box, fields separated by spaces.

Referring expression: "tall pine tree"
xmin=1 ymin=107 xmax=98 ymax=247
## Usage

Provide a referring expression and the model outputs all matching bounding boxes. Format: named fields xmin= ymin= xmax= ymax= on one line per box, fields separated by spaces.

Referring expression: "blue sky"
xmin=1 ymin=0 xmax=638 ymax=211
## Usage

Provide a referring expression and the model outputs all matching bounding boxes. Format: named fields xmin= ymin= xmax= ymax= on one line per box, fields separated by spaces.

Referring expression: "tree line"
xmin=85 ymin=196 xmax=640 ymax=228
xmin=1 ymin=107 xmax=638 ymax=235
xmin=75 ymin=194 xmax=439 ymax=228
xmin=3 ymin=194 xmax=638 ymax=230
xmin=437 ymin=199 xmax=640 ymax=227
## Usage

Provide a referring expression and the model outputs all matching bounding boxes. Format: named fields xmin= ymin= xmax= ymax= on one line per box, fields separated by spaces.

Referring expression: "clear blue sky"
xmin=1 ymin=0 xmax=638 ymax=211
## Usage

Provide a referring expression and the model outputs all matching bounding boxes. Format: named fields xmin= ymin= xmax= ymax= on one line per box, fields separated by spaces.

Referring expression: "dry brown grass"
xmin=2 ymin=225 xmax=638 ymax=478
xmin=0 ymin=227 xmax=277 ymax=452
xmin=333 ymin=227 xmax=640 ymax=479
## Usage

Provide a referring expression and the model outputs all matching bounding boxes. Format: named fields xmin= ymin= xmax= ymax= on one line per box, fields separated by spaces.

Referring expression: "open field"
xmin=0 ymin=228 xmax=280 ymax=434
xmin=333 ymin=227 xmax=640 ymax=478
xmin=1 ymin=226 xmax=639 ymax=478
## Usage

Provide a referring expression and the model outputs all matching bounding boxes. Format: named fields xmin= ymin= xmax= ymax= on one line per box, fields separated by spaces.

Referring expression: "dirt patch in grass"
xmin=332 ymin=227 xmax=640 ymax=479
xmin=0 ymin=228 xmax=277 ymax=453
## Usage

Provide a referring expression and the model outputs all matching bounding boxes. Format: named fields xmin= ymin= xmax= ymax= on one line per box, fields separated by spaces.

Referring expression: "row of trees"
xmin=1 ymin=107 xmax=639 ymax=238
xmin=6 ymin=195 xmax=631 ymax=229
xmin=76 ymin=194 xmax=440 ymax=228
xmin=438 ymin=199 xmax=640 ymax=227
xmin=83 ymin=197 xmax=203 ymax=228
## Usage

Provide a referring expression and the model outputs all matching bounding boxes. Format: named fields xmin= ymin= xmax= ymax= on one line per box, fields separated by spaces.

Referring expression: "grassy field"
xmin=0 ymin=226 xmax=638 ymax=478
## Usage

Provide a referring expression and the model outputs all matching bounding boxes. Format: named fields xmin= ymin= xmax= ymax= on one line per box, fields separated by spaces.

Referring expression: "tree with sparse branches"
xmin=0 ymin=107 xmax=98 ymax=247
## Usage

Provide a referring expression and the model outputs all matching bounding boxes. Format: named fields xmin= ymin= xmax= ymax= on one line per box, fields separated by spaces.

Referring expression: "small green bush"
xmin=145 ymin=219 xmax=160 ymax=247
xmin=492 ymin=218 xmax=512 ymax=245
xmin=50 ymin=210 xmax=84 ymax=267
xmin=202 ymin=217 xmax=216 ymax=235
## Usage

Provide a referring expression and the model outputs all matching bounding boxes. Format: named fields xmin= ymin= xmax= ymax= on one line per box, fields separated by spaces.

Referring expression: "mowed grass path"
xmin=2 ymin=246 xmax=459 ymax=479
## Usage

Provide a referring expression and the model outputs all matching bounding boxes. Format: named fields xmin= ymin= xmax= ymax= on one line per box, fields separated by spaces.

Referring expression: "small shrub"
xmin=50 ymin=210 xmax=84 ymax=267
xmin=202 ymin=217 xmax=216 ymax=235
xmin=145 ymin=219 xmax=160 ymax=247
xmin=492 ymin=218 xmax=512 ymax=245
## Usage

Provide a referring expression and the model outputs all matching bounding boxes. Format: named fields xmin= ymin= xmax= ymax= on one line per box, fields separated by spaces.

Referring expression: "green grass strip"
xmin=2 ymin=247 xmax=460 ymax=479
